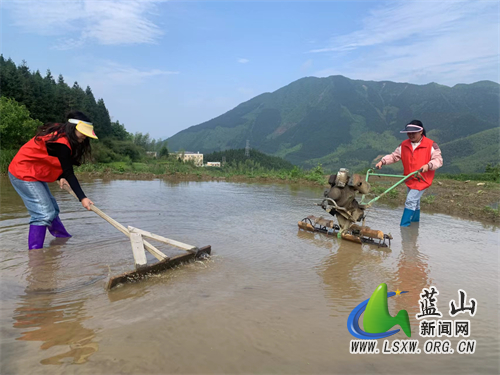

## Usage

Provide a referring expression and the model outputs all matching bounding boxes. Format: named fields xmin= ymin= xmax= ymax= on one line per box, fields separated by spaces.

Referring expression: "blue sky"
xmin=1 ymin=0 xmax=499 ymax=139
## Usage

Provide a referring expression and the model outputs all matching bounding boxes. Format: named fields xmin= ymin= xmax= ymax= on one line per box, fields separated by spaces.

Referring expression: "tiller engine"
xmin=298 ymin=168 xmax=393 ymax=247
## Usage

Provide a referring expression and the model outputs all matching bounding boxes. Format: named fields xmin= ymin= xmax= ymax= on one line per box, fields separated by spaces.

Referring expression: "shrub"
xmin=422 ymin=195 xmax=436 ymax=205
xmin=0 ymin=97 xmax=42 ymax=150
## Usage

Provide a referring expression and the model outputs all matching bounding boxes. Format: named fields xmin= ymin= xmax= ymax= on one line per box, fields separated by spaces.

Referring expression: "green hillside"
xmin=165 ymin=76 xmax=500 ymax=173
xmin=438 ymin=128 xmax=500 ymax=173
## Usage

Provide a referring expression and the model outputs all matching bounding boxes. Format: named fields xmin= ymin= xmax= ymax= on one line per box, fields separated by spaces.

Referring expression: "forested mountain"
xmin=166 ymin=76 xmax=500 ymax=173
xmin=3 ymin=55 xmax=498 ymax=174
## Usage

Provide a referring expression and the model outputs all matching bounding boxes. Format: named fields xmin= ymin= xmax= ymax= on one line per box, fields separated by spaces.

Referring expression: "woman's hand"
xmin=81 ymin=197 xmax=94 ymax=210
xmin=375 ymin=161 xmax=383 ymax=170
xmin=58 ymin=178 xmax=69 ymax=189
xmin=420 ymin=164 xmax=430 ymax=173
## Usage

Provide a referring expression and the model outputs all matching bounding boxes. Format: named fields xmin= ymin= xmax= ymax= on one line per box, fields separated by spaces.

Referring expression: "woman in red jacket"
xmin=8 ymin=111 xmax=98 ymax=249
xmin=375 ymin=120 xmax=443 ymax=227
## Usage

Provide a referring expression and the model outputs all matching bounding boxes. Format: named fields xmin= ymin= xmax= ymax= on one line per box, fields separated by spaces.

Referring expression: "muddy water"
xmin=0 ymin=176 xmax=498 ymax=374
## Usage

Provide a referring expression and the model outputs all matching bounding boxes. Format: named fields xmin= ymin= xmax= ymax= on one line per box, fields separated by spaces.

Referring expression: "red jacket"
xmin=9 ymin=134 xmax=72 ymax=182
xmin=401 ymin=136 xmax=435 ymax=190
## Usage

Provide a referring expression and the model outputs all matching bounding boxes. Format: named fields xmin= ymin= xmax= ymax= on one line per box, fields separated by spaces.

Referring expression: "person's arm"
xmin=376 ymin=145 xmax=402 ymax=169
xmin=46 ymin=143 xmax=93 ymax=210
xmin=428 ymin=142 xmax=443 ymax=171
xmin=419 ymin=142 xmax=443 ymax=173
xmin=47 ymin=143 xmax=86 ymax=199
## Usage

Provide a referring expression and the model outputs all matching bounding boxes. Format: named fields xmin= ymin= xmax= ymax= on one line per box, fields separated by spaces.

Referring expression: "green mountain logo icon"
xmin=348 ymin=283 xmax=411 ymax=339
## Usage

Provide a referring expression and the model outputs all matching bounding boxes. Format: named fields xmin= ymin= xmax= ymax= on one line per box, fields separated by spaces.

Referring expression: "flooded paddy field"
xmin=1 ymin=177 xmax=498 ymax=374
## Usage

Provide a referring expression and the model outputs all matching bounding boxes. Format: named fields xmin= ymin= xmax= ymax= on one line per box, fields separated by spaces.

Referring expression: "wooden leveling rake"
xmin=63 ymin=185 xmax=211 ymax=290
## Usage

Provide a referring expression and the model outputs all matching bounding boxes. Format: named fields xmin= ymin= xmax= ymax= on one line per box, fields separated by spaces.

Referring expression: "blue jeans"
xmin=8 ymin=172 xmax=60 ymax=226
xmin=405 ymin=187 xmax=426 ymax=211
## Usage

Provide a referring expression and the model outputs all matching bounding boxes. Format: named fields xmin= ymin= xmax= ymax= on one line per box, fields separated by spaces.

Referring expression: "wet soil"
xmin=367 ymin=177 xmax=500 ymax=224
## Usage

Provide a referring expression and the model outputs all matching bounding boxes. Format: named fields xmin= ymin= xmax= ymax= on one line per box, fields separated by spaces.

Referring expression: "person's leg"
xmin=9 ymin=172 xmax=58 ymax=249
xmin=28 ymin=225 xmax=46 ymax=250
xmin=48 ymin=216 xmax=72 ymax=237
xmin=41 ymin=183 xmax=72 ymax=238
xmin=411 ymin=193 xmax=422 ymax=222
xmin=401 ymin=189 xmax=425 ymax=227
xmin=44 ymin=183 xmax=60 ymax=218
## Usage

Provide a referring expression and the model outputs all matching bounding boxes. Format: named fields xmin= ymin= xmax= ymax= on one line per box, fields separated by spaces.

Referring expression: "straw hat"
xmin=68 ymin=119 xmax=98 ymax=139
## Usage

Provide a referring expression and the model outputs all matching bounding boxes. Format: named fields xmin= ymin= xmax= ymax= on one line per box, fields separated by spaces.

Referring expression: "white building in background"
xmin=177 ymin=151 xmax=203 ymax=167
xmin=205 ymin=162 xmax=221 ymax=167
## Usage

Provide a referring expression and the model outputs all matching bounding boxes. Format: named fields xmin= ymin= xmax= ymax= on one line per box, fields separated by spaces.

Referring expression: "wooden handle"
xmin=62 ymin=183 xmax=79 ymax=200
xmin=61 ymin=184 xmax=127 ymax=234
xmin=61 ymin=184 xmax=169 ymax=261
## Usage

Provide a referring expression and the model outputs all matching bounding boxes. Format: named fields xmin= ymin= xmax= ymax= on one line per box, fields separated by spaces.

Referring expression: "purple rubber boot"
xmin=48 ymin=216 xmax=72 ymax=238
xmin=29 ymin=225 xmax=47 ymax=250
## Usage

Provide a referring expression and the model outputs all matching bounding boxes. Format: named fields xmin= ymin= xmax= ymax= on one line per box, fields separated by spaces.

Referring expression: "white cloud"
xmin=52 ymin=38 xmax=87 ymax=51
xmin=5 ymin=0 xmax=165 ymax=48
xmin=78 ymin=61 xmax=178 ymax=89
xmin=238 ymin=58 xmax=249 ymax=64
xmin=310 ymin=0 xmax=499 ymax=85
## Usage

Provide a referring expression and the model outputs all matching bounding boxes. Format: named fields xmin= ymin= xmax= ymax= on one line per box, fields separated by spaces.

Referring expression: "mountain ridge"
xmin=166 ymin=75 xmax=500 ymax=173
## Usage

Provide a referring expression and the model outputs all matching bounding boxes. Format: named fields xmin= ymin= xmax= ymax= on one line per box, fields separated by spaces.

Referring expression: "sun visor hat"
xmin=400 ymin=124 xmax=423 ymax=133
xmin=68 ymin=119 xmax=98 ymax=139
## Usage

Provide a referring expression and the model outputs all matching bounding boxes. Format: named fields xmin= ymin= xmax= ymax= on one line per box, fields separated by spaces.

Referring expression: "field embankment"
xmin=71 ymin=161 xmax=499 ymax=224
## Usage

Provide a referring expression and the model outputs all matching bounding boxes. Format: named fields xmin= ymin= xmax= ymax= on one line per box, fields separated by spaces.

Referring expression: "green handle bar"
xmin=359 ymin=168 xmax=423 ymax=206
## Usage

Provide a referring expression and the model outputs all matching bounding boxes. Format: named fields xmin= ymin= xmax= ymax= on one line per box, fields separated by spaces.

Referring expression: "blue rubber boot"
xmin=29 ymin=225 xmax=46 ymax=250
xmin=411 ymin=209 xmax=420 ymax=222
xmin=48 ymin=216 xmax=72 ymax=238
xmin=400 ymin=208 xmax=414 ymax=227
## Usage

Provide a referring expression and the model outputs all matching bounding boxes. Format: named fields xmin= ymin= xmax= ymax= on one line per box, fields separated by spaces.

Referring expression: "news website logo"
xmin=347 ymin=283 xmax=411 ymax=340
xmin=348 ymin=285 xmax=478 ymax=355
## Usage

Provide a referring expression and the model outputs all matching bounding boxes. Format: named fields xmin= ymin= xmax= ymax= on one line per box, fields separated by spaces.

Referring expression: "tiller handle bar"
xmin=359 ymin=168 xmax=426 ymax=206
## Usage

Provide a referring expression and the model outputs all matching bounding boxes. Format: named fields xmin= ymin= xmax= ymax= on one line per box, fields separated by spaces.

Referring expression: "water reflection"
xmin=297 ymin=226 xmax=393 ymax=307
xmin=320 ymin=240 xmax=365 ymax=303
xmin=12 ymin=246 xmax=98 ymax=365
xmin=319 ymin=239 xmax=392 ymax=304
xmin=295 ymin=228 xmax=335 ymax=252
xmin=308 ymin=222 xmax=430 ymax=325
xmin=394 ymin=225 xmax=432 ymax=317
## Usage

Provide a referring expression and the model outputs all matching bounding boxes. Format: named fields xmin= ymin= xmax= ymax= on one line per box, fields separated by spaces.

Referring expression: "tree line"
xmin=204 ymin=148 xmax=294 ymax=170
xmin=0 ymin=56 xmax=166 ymax=164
